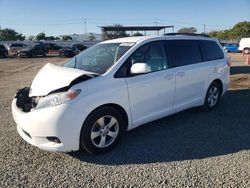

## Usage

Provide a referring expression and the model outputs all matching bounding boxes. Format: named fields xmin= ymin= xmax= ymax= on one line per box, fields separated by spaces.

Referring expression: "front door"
xmin=125 ymin=41 xmax=175 ymax=126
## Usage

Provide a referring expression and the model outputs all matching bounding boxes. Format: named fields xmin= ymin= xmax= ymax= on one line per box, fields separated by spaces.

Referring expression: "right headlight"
xmin=36 ymin=89 xmax=81 ymax=110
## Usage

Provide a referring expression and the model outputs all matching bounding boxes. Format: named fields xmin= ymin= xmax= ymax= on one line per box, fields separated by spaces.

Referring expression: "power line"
xmin=0 ymin=18 xmax=232 ymax=27
xmin=84 ymin=18 xmax=87 ymax=40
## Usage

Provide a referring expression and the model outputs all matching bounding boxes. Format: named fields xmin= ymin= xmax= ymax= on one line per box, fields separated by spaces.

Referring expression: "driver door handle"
xmin=177 ymin=72 xmax=185 ymax=77
xmin=164 ymin=74 xmax=174 ymax=80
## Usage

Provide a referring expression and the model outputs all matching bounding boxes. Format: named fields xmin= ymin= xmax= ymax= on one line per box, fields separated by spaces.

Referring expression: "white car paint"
xmin=238 ymin=37 xmax=250 ymax=53
xmin=29 ymin=63 xmax=96 ymax=96
xmin=12 ymin=35 xmax=229 ymax=152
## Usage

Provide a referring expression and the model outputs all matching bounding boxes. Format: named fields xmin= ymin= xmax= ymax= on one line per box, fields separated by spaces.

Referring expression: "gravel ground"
xmin=0 ymin=54 xmax=250 ymax=187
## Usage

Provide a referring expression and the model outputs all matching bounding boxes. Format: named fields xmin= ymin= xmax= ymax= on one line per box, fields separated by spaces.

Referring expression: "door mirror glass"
xmin=130 ymin=63 xmax=151 ymax=74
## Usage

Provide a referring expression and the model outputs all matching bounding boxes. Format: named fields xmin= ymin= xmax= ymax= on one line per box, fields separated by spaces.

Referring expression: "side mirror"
xmin=130 ymin=63 xmax=151 ymax=74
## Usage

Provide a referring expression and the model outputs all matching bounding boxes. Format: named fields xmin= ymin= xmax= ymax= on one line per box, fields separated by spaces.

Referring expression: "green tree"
xmin=207 ymin=31 xmax=219 ymax=38
xmin=105 ymin=24 xmax=129 ymax=39
xmin=36 ymin=32 xmax=46 ymax=40
xmin=62 ymin=35 xmax=72 ymax=40
xmin=230 ymin=21 xmax=250 ymax=40
xmin=0 ymin=28 xmax=25 ymax=41
xmin=208 ymin=21 xmax=250 ymax=41
xmin=46 ymin=36 xmax=55 ymax=40
xmin=28 ymin=35 xmax=35 ymax=41
xmin=177 ymin=27 xmax=197 ymax=34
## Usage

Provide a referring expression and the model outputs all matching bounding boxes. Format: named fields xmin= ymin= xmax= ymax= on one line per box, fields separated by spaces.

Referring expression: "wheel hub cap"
xmin=90 ymin=115 xmax=119 ymax=148
xmin=207 ymin=86 xmax=219 ymax=107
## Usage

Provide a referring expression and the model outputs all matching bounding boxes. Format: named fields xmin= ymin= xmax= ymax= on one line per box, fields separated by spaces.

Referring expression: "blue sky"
xmin=0 ymin=0 xmax=249 ymax=36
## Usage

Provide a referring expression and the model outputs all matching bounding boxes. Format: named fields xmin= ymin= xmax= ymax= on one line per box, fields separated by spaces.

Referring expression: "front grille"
xmin=15 ymin=87 xmax=39 ymax=112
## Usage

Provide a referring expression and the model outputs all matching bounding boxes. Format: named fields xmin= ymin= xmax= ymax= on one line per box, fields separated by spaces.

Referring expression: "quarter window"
xmin=199 ymin=40 xmax=224 ymax=61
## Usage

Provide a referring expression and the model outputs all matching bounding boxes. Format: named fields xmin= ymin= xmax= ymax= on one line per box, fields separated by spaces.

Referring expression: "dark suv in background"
xmin=0 ymin=44 xmax=8 ymax=58
xmin=59 ymin=45 xmax=80 ymax=57
xmin=72 ymin=43 xmax=87 ymax=51
xmin=44 ymin=43 xmax=62 ymax=53
xmin=18 ymin=44 xmax=47 ymax=57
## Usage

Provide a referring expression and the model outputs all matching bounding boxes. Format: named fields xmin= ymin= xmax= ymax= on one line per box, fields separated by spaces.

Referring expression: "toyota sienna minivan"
xmin=12 ymin=34 xmax=230 ymax=154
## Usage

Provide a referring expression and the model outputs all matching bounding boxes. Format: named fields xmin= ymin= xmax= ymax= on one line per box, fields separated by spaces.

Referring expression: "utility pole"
xmin=203 ymin=24 xmax=206 ymax=33
xmin=154 ymin=20 xmax=158 ymax=35
xmin=84 ymin=18 xmax=87 ymax=41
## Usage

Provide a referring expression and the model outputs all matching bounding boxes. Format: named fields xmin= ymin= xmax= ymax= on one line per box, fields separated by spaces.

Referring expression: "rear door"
xmin=165 ymin=40 xmax=211 ymax=110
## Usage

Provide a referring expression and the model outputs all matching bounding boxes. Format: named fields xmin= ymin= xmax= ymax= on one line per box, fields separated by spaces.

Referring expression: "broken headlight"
xmin=36 ymin=89 xmax=81 ymax=110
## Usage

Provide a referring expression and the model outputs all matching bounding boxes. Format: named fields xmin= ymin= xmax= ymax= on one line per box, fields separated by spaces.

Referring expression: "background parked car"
xmin=44 ymin=43 xmax=62 ymax=53
xmin=5 ymin=43 xmax=27 ymax=56
xmin=223 ymin=43 xmax=240 ymax=53
xmin=72 ymin=43 xmax=87 ymax=51
xmin=59 ymin=45 xmax=80 ymax=57
xmin=239 ymin=37 xmax=250 ymax=54
xmin=0 ymin=44 xmax=8 ymax=58
xmin=17 ymin=44 xmax=47 ymax=57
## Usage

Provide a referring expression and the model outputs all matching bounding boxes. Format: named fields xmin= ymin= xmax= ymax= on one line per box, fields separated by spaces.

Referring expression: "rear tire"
xmin=80 ymin=106 xmax=126 ymax=154
xmin=203 ymin=82 xmax=221 ymax=111
xmin=243 ymin=48 xmax=250 ymax=55
xmin=3 ymin=52 xmax=8 ymax=58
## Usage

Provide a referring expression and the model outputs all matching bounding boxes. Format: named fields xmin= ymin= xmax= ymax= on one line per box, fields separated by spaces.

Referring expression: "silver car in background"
xmin=5 ymin=43 xmax=27 ymax=56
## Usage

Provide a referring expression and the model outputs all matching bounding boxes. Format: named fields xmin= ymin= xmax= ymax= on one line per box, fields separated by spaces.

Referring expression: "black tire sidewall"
xmin=80 ymin=107 xmax=125 ymax=154
xmin=204 ymin=83 xmax=221 ymax=111
xmin=244 ymin=48 xmax=250 ymax=55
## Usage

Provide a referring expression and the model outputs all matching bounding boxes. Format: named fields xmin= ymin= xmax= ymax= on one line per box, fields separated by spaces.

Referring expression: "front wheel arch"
xmin=85 ymin=103 xmax=129 ymax=130
xmin=79 ymin=104 xmax=129 ymax=153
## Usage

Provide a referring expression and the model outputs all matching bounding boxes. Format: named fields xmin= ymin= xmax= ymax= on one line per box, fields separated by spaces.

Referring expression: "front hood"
xmin=29 ymin=63 xmax=96 ymax=97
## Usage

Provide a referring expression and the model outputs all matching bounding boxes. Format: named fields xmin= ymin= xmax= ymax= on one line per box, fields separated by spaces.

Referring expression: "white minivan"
xmin=239 ymin=37 xmax=250 ymax=54
xmin=12 ymin=34 xmax=230 ymax=154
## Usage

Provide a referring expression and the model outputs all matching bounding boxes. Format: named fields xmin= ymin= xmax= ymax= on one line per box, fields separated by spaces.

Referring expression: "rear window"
xmin=199 ymin=40 xmax=224 ymax=61
xmin=165 ymin=40 xmax=202 ymax=67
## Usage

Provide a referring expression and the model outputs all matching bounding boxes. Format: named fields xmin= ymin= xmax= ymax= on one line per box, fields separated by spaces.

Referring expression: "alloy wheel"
xmin=90 ymin=115 xmax=119 ymax=148
xmin=207 ymin=86 xmax=219 ymax=107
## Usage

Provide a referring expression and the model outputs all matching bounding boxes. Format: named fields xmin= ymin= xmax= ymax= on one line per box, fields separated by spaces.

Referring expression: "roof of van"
xmin=101 ymin=36 xmax=154 ymax=43
xmin=101 ymin=35 xmax=217 ymax=44
xmin=101 ymin=34 xmax=217 ymax=44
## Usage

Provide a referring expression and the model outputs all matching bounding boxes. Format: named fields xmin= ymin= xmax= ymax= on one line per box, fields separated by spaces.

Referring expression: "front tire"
xmin=203 ymin=82 xmax=221 ymax=111
xmin=80 ymin=106 xmax=126 ymax=154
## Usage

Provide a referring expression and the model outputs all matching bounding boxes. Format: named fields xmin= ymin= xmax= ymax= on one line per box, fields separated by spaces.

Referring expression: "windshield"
xmin=64 ymin=42 xmax=134 ymax=74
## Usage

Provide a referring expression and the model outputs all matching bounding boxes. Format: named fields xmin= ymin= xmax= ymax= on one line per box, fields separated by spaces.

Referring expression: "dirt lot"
xmin=0 ymin=54 xmax=250 ymax=187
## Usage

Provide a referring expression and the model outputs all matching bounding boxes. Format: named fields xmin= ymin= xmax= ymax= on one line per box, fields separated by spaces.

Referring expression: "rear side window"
xmin=165 ymin=40 xmax=202 ymax=67
xmin=199 ymin=40 xmax=224 ymax=61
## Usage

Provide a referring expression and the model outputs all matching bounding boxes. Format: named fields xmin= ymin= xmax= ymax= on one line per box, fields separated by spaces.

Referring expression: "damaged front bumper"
xmin=12 ymin=88 xmax=84 ymax=152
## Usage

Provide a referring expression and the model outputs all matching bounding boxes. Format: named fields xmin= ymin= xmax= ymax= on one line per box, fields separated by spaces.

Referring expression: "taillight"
xmin=227 ymin=62 xmax=231 ymax=67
